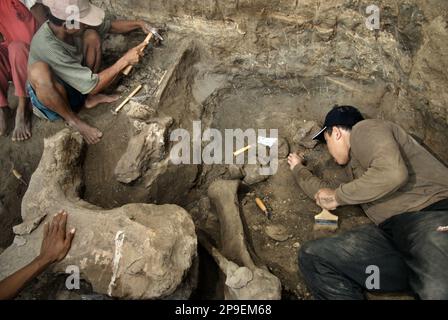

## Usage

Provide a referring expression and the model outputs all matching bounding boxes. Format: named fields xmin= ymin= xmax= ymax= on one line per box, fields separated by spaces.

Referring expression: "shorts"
xmin=27 ymin=80 xmax=87 ymax=121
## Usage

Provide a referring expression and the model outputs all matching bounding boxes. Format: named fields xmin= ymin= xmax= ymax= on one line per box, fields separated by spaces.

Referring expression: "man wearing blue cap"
xmin=288 ymin=105 xmax=448 ymax=299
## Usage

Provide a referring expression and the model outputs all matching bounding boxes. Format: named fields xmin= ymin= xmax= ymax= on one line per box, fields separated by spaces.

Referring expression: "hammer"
xmin=122 ymin=33 xmax=153 ymax=76
xmin=122 ymin=28 xmax=163 ymax=76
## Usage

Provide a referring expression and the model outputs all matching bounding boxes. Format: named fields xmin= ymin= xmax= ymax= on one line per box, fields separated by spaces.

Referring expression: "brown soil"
xmin=1 ymin=0 xmax=447 ymax=300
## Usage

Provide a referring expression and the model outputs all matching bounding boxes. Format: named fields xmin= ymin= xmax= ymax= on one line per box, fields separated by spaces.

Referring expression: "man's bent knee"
xmin=299 ymin=237 xmax=334 ymax=259
xmin=417 ymin=281 xmax=448 ymax=300
xmin=28 ymin=62 xmax=52 ymax=88
xmin=83 ymin=29 xmax=102 ymax=72
xmin=83 ymin=29 xmax=101 ymax=50
xmin=299 ymin=241 xmax=318 ymax=260
xmin=27 ymin=61 xmax=67 ymax=103
xmin=412 ymin=231 xmax=448 ymax=299
xmin=298 ymin=240 xmax=327 ymax=274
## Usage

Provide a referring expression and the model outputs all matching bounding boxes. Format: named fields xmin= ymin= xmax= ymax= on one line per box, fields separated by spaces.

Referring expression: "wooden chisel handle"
xmin=122 ymin=33 xmax=154 ymax=76
xmin=112 ymin=84 xmax=143 ymax=115
xmin=233 ymin=145 xmax=253 ymax=157
xmin=255 ymin=198 xmax=268 ymax=213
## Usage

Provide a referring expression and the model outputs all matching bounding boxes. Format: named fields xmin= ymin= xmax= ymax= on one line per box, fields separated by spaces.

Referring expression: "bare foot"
xmin=0 ymin=108 xmax=7 ymax=137
xmin=69 ymin=119 xmax=103 ymax=145
xmin=12 ymin=104 xmax=32 ymax=142
xmin=85 ymin=94 xmax=120 ymax=109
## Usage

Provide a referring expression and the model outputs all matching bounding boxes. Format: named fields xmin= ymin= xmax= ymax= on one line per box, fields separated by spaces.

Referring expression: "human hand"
xmin=288 ymin=152 xmax=305 ymax=171
xmin=315 ymin=188 xmax=339 ymax=211
xmin=38 ymin=211 xmax=75 ymax=265
xmin=122 ymin=42 xmax=146 ymax=66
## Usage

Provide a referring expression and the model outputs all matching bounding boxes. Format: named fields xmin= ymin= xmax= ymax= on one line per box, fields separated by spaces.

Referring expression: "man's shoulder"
xmin=30 ymin=22 xmax=50 ymax=48
xmin=350 ymin=119 xmax=400 ymax=152
xmin=351 ymin=119 xmax=399 ymax=137
xmin=30 ymin=22 xmax=65 ymax=59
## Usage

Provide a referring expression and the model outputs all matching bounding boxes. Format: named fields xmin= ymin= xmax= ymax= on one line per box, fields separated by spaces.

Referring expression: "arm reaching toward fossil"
xmin=289 ymin=153 xmax=334 ymax=200
xmin=109 ymin=20 xmax=159 ymax=35
xmin=0 ymin=211 xmax=75 ymax=300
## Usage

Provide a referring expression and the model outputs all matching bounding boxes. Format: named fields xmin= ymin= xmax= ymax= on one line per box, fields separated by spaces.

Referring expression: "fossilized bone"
xmin=115 ymin=117 xmax=173 ymax=184
xmin=203 ymin=180 xmax=281 ymax=300
xmin=0 ymin=130 xmax=197 ymax=299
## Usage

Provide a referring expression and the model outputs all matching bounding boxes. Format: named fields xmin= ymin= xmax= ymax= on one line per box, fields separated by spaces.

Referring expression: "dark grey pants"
xmin=298 ymin=199 xmax=448 ymax=300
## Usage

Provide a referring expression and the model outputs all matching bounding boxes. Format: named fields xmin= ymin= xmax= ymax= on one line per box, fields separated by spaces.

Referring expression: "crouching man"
xmin=288 ymin=105 xmax=448 ymax=300
xmin=0 ymin=0 xmax=40 ymax=141
xmin=27 ymin=0 xmax=157 ymax=144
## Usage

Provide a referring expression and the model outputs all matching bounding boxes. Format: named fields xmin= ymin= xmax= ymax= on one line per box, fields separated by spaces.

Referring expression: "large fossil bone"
xmin=204 ymin=180 xmax=281 ymax=300
xmin=0 ymin=130 xmax=197 ymax=299
xmin=114 ymin=117 xmax=173 ymax=184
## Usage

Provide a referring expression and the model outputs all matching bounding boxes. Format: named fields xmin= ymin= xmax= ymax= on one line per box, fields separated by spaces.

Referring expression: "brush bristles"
xmin=314 ymin=219 xmax=338 ymax=225
xmin=314 ymin=210 xmax=339 ymax=232
xmin=314 ymin=223 xmax=338 ymax=232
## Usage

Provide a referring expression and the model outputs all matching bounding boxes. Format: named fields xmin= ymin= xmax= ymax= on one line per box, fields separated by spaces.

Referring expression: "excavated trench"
xmin=1 ymin=0 xmax=448 ymax=300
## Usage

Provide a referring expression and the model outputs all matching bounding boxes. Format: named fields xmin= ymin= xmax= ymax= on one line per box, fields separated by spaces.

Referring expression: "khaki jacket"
xmin=293 ymin=119 xmax=448 ymax=225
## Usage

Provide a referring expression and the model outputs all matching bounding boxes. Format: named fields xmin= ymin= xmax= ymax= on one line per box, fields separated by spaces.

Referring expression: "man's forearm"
xmin=292 ymin=165 xmax=332 ymax=200
xmin=0 ymin=256 xmax=51 ymax=300
xmin=335 ymin=161 xmax=408 ymax=206
xmin=90 ymin=58 xmax=128 ymax=95
xmin=109 ymin=20 xmax=144 ymax=34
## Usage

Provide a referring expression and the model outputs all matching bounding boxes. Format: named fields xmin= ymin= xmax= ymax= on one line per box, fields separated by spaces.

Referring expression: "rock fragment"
xmin=265 ymin=225 xmax=290 ymax=242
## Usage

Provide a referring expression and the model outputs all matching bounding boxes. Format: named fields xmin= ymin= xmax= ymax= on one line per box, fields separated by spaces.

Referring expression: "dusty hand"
xmin=122 ymin=42 xmax=146 ymax=66
xmin=38 ymin=211 xmax=75 ymax=265
xmin=315 ymin=188 xmax=339 ymax=211
xmin=288 ymin=152 xmax=305 ymax=171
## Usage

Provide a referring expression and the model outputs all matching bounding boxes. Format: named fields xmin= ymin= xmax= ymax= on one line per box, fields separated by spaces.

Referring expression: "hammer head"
xmin=149 ymin=28 xmax=164 ymax=41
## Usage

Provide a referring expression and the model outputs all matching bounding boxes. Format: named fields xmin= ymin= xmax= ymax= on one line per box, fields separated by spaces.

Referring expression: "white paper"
xmin=257 ymin=136 xmax=278 ymax=148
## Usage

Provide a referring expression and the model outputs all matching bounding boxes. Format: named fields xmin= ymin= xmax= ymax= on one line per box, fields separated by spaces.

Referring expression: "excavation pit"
xmin=1 ymin=0 xmax=447 ymax=300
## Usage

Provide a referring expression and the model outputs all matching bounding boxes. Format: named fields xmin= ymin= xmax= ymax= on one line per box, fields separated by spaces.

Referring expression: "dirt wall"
xmin=94 ymin=0 xmax=448 ymax=163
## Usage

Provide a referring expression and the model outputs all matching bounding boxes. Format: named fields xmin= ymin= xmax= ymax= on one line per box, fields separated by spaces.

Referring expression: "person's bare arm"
xmin=108 ymin=20 xmax=155 ymax=34
xmin=0 ymin=211 xmax=75 ymax=300
xmin=89 ymin=42 xmax=146 ymax=95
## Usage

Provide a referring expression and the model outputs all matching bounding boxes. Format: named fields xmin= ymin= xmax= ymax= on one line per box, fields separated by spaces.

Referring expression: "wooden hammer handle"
xmin=122 ymin=33 xmax=154 ymax=76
